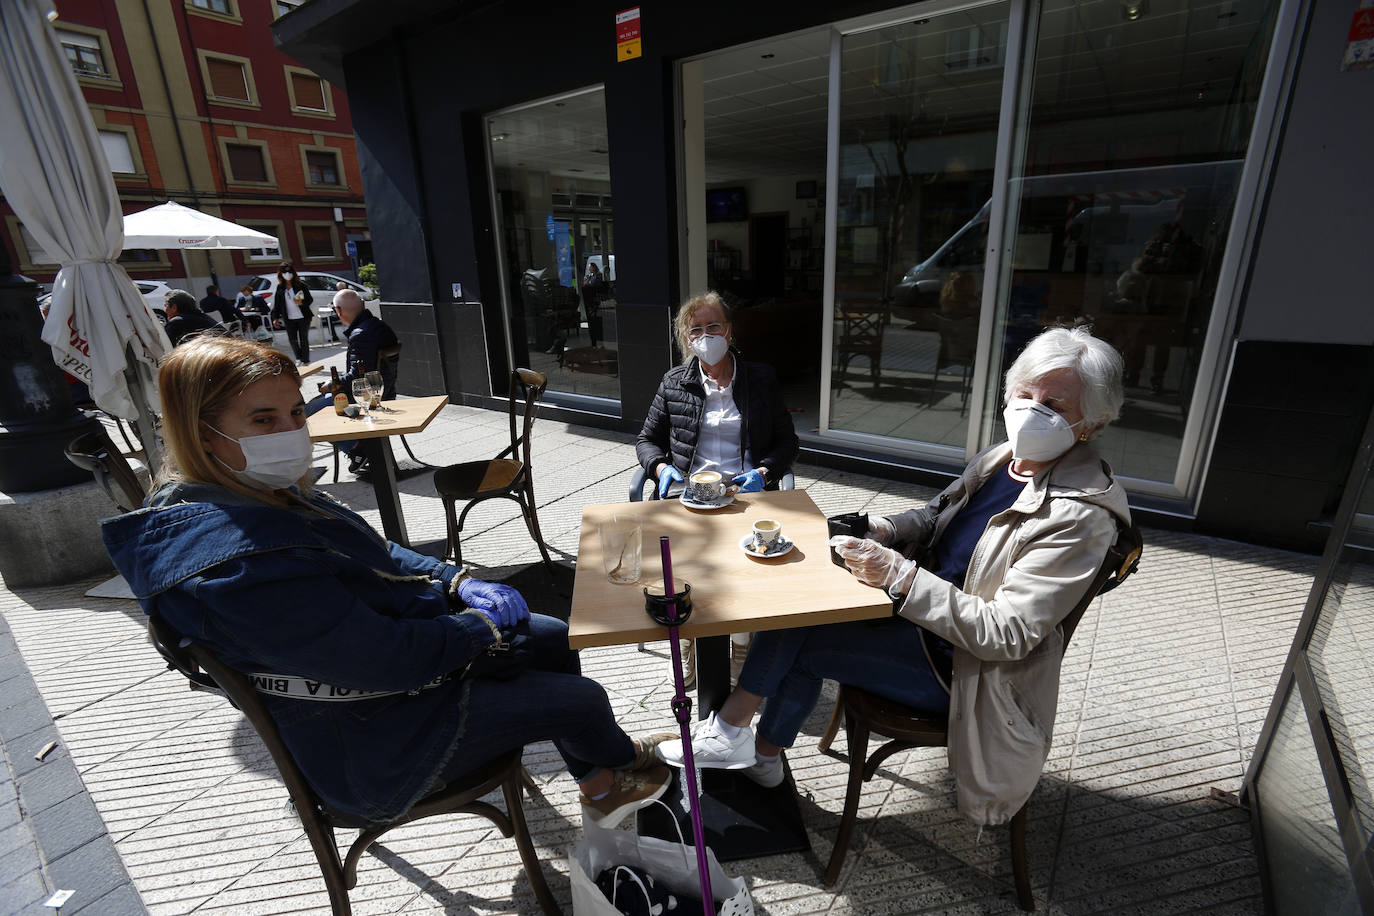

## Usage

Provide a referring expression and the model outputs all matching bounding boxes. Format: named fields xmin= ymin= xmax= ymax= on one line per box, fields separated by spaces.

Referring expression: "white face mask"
xmin=1002 ymin=398 xmax=1084 ymax=462
xmin=283 ymin=272 xmax=295 ymax=282
xmin=207 ymin=423 xmax=312 ymax=489
xmin=691 ymin=334 xmax=730 ymax=366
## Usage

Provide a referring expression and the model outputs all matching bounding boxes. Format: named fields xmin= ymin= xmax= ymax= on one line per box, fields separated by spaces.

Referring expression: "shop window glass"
xmin=989 ymin=0 xmax=1280 ymax=484
xmin=829 ymin=6 xmax=1010 ymax=449
xmin=487 ymin=88 xmax=620 ymax=409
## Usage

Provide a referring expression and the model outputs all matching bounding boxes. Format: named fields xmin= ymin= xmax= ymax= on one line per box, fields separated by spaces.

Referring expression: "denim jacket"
xmin=101 ymin=481 xmax=497 ymax=822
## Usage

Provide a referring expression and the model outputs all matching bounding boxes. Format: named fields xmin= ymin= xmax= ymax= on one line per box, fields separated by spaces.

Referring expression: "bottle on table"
xmin=331 ymin=366 xmax=348 ymax=415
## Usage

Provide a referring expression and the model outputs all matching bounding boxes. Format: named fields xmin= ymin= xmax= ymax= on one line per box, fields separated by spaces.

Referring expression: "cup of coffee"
xmin=687 ymin=470 xmax=726 ymax=503
xmin=753 ymin=518 xmax=782 ymax=552
xmin=826 ymin=512 xmax=870 ymax=567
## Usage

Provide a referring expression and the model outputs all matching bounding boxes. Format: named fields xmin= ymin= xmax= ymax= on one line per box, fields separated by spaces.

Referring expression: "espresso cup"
xmin=826 ymin=512 xmax=870 ymax=567
xmin=688 ymin=470 xmax=726 ymax=503
xmin=753 ymin=518 xmax=782 ymax=552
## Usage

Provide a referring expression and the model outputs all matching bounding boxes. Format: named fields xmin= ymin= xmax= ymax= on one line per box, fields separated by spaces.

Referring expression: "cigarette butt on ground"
xmin=34 ymin=740 xmax=58 ymax=762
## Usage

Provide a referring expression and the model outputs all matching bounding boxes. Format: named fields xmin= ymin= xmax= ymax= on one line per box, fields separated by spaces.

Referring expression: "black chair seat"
xmin=434 ymin=458 xmax=524 ymax=498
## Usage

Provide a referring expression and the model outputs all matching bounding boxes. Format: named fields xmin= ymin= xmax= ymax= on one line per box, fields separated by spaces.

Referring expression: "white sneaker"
xmin=743 ymin=753 xmax=785 ymax=788
xmin=656 ymin=711 xmax=754 ymax=770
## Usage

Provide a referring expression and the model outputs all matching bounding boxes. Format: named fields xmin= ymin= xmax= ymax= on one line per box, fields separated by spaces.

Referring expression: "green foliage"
xmin=357 ymin=263 xmax=380 ymax=298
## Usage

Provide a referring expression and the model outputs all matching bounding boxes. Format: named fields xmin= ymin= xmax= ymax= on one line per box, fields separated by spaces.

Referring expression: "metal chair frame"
xmin=64 ymin=425 xmax=149 ymax=512
xmin=817 ymin=521 xmax=1143 ymax=908
xmin=433 ymin=369 xmax=555 ymax=574
xmin=145 ymin=616 xmax=560 ymax=916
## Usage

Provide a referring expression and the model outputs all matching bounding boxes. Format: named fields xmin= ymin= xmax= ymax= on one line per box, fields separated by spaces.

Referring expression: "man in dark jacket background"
xmin=163 ymin=289 xmax=219 ymax=346
xmin=310 ymin=289 xmax=400 ymax=475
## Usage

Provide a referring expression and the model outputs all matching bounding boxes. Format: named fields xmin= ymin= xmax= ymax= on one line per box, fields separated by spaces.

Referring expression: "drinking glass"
xmin=364 ymin=371 xmax=384 ymax=408
xmin=600 ymin=515 xmax=643 ymax=584
xmin=351 ymin=380 xmax=374 ymax=417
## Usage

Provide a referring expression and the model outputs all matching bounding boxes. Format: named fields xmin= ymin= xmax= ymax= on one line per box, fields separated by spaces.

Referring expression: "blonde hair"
xmin=673 ymin=291 xmax=733 ymax=365
xmin=156 ymin=336 xmax=307 ymax=503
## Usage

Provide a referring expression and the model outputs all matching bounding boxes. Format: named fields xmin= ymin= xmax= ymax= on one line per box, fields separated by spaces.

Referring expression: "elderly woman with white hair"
xmin=657 ymin=326 xmax=1132 ymax=827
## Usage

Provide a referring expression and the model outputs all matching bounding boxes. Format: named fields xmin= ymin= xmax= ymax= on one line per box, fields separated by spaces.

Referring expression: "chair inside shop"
xmin=928 ymin=312 xmax=979 ymax=416
xmin=64 ymin=425 xmax=149 ymax=512
xmin=144 ymin=615 xmax=560 ymax=916
xmin=432 ymin=369 xmax=556 ymax=575
xmin=834 ymin=298 xmax=891 ymax=391
xmin=817 ymin=520 xmax=1143 ymax=909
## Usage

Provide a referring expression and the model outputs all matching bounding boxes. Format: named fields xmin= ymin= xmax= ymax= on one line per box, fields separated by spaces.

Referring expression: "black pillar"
xmin=0 ymin=267 xmax=100 ymax=492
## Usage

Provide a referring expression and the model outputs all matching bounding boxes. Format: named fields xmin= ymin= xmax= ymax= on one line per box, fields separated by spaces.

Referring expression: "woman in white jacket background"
xmin=657 ymin=326 xmax=1131 ymax=825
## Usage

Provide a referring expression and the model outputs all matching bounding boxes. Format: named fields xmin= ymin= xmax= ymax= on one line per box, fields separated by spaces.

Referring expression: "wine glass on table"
xmin=364 ymin=370 xmax=384 ymax=409
xmin=351 ymin=379 xmax=374 ymax=419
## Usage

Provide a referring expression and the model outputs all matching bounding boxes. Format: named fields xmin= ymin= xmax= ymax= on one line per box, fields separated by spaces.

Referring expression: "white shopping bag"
xmin=568 ymin=808 xmax=753 ymax=916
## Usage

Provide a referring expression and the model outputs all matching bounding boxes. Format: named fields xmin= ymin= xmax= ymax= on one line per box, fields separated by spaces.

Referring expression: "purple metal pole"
xmin=659 ymin=535 xmax=714 ymax=914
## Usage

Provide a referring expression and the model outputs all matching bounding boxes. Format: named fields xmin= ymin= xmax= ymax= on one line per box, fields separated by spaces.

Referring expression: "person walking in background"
xmin=163 ymin=289 xmax=219 ymax=347
xmin=582 ymin=260 xmax=604 ymax=348
xmin=270 ymin=261 xmax=314 ymax=364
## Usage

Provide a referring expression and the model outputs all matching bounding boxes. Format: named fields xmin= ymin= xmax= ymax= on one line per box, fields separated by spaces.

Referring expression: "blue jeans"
xmin=738 ymin=617 xmax=950 ymax=749
xmin=306 ymin=393 xmax=357 ymax=454
xmin=435 ymin=613 xmax=636 ymax=784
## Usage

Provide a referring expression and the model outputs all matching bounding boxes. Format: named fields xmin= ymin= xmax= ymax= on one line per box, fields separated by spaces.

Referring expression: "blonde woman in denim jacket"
xmin=102 ymin=337 xmax=671 ymax=828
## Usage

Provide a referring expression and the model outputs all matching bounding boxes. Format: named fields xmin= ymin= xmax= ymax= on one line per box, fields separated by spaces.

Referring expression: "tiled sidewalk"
xmin=0 ymin=380 xmax=1316 ymax=914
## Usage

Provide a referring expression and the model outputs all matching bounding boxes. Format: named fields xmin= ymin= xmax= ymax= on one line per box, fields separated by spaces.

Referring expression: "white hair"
xmin=1003 ymin=326 xmax=1124 ymax=434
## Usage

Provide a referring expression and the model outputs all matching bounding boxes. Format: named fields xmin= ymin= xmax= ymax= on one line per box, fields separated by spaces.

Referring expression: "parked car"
xmin=37 ymin=278 xmax=176 ymax=324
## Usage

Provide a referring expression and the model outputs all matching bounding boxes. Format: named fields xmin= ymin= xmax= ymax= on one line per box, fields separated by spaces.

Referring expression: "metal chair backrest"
xmin=505 ymin=369 xmax=548 ymax=470
xmin=65 ymin=426 xmax=148 ymax=512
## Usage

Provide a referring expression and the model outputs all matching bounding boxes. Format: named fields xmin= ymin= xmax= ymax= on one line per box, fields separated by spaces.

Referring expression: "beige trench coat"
xmin=887 ymin=441 xmax=1131 ymax=825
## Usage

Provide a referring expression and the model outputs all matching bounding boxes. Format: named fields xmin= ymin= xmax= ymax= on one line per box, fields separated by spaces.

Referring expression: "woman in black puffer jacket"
xmin=636 ymin=291 xmax=798 ymax=499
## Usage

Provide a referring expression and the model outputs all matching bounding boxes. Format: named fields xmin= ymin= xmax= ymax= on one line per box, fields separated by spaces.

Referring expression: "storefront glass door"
xmin=486 ymin=88 xmax=621 ymax=411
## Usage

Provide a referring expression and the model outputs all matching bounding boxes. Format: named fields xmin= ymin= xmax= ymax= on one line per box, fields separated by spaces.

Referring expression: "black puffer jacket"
xmin=636 ymin=354 xmax=798 ymax=486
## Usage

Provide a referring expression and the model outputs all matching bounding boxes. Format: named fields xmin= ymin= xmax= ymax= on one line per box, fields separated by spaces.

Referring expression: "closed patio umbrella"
xmin=0 ymin=0 xmax=169 ymax=465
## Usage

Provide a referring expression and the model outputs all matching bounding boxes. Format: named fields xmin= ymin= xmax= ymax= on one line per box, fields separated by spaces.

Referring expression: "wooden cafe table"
xmin=569 ymin=489 xmax=891 ymax=859
xmin=306 ymin=394 xmax=448 ymax=548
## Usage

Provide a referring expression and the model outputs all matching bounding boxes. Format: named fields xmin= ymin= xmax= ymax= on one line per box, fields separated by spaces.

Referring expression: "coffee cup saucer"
xmin=739 ymin=532 xmax=794 ymax=558
xmin=679 ymin=491 xmax=735 ymax=511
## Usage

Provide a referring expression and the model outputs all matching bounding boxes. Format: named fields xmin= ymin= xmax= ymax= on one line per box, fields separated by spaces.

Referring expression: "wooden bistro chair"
xmin=817 ymin=521 xmax=1143 ymax=908
xmin=145 ymin=616 xmax=560 ymax=916
xmin=433 ymin=369 xmax=555 ymax=574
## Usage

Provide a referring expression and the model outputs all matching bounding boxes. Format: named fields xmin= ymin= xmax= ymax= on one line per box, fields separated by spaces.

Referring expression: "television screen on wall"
xmin=706 ymin=187 xmax=748 ymax=222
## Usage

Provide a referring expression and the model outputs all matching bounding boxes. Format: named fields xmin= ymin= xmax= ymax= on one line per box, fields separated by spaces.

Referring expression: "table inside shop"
xmin=306 ymin=394 xmax=448 ymax=547
xmin=569 ymin=489 xmax=891 ymax=860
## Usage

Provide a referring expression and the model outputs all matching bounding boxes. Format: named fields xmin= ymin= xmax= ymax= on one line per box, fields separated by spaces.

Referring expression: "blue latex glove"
xmin=656 ymin=465 xmax=683 ymax=500
xmin=732 ymin=469 xmax=766 ymax=493
xmin=457 ymin=579 xmax=530 ymax=629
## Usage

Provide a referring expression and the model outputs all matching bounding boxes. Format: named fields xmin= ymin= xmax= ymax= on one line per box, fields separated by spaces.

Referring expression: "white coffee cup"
xmin=753 ymin=518 xmax=782 ymax=551
xmin=688 ymin=470 xmax=726 ymax=503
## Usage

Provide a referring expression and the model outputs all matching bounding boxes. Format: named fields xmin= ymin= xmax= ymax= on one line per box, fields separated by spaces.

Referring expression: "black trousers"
xmin=284 ymin=317 xmax=311 ymax=361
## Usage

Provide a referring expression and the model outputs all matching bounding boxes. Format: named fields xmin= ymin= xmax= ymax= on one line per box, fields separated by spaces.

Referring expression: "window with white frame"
xmin=56 ymin=29 xmax=108 ymax=79
xmin=242 ymin=223 xmax=282 ymax=261
xmin=189 ymin=0 xmax=231 ymax=13
xmin=98 ymin=131 xmax=136 ymax=174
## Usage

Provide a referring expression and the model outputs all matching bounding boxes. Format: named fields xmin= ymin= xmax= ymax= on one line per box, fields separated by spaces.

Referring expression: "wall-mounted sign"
xmin=1341 ymin=0 xmax=1374 ymax=70
xmin=546 ymin=213 xmax=556 ymax=241
xmin=617 ymin=7 xmax=641 ymax=62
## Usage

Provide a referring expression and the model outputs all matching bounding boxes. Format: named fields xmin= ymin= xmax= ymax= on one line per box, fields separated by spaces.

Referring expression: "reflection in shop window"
xmin=487 ymin=88 xmax=621 ymax=409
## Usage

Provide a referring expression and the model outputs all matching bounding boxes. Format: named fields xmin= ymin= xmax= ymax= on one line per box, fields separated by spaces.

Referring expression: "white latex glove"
xmin=828 ymin=535 xmax=919 ymax=595
xmin=867 ymin=515 xmax=897 ymax=546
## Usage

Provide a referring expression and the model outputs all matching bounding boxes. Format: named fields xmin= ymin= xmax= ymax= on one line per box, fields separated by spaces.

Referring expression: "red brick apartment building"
xmin=1 ymin=0 xmax=370 ymax=292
